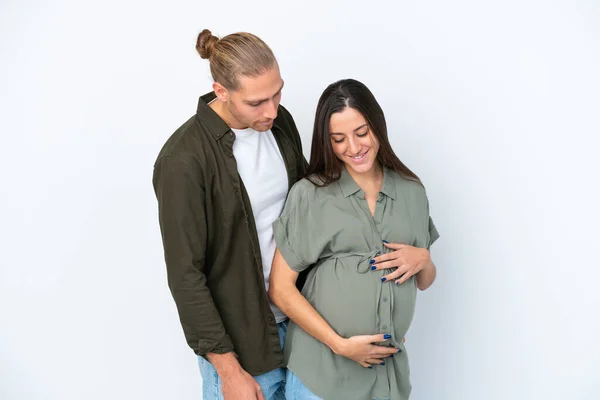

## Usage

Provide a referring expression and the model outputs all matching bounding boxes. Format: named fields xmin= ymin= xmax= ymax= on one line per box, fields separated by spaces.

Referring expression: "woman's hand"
xmin=371 ymin=242 xmax=433 ymax=285
xmin=331 ymin=334 xmax=400 ymax=368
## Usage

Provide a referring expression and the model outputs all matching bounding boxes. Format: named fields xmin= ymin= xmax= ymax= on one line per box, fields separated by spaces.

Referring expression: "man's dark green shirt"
xmin=153 ymin=92 xmax=307 ymax=375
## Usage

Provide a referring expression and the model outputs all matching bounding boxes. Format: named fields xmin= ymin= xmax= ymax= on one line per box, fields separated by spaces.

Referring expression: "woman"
xmin=269 ymin=79 xmax=440 ymax=400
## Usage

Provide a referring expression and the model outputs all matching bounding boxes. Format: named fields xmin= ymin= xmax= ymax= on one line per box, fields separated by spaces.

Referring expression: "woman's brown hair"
xmin=306 ymin=79 xmax=421 ymax=186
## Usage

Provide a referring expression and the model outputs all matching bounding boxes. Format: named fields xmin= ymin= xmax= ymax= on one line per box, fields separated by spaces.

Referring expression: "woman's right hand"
xmin=332 ymin=334 xmax=401 ymax=368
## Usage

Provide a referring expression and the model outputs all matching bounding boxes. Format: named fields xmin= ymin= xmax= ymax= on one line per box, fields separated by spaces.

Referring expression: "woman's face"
xmin=329 ymin=107 xmax=380 ymax=176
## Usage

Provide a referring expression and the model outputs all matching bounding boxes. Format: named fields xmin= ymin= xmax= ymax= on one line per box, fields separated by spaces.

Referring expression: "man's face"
xmin=225 ymin=66 xmax=284 ymax=132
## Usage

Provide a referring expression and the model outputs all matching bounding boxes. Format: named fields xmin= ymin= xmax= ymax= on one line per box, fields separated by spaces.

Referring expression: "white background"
xmin=1 ymin=0 xmax=599 ymax=399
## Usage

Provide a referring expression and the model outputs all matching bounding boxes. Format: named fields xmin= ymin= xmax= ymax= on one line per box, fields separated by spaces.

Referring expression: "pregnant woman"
xmin=269 ymin=79 xmax=440 ymax=400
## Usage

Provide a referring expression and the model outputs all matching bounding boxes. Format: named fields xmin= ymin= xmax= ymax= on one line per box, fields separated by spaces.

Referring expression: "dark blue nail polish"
xmin=384 ymin=334 xmax=392 ymax=339
xmin=370 ymin=266 xmax=376 ymax=271
xmin=398 ymin=349 xmax=402 ymax=353
xmin=368 ymin=366 xmax=372 ymax=369
xmin=390 ymin=354 xmax=394 ymax=358
xmin=382 ymin=240 xmax=389 ymax=244
xmin=395 ymin=281 xmax=400 ymax=285
xmin=370 ymin=259 xmax=375 ymax=264
xmin=381 ymin=277 xmax=386 ymax=282
xmin=380 ymin=362 xmax=385 ymax=365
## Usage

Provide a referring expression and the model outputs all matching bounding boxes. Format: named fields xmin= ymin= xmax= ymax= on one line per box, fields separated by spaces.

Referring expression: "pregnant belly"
xmin=305 ymin=257 xmax=417 ymax=339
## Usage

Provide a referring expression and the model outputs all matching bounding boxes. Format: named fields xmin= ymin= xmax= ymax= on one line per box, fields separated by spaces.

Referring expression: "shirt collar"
xmin=338 ymin=167 xmax=361 ymax=198
xmin=338 ymin=166 xmax=397 ymax=200
xmin=380 ymin=167 xmax=397 ymax=200
xmin=196 ymin=92 xmax=230 ymax=139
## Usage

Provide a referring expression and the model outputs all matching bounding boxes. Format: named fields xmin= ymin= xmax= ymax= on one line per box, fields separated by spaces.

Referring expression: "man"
xmin=152 ymin=29 xmax=307 ymax=399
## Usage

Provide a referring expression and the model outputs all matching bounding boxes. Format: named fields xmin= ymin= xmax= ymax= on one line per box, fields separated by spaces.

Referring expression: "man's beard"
xmin=227 ymin=102 xmax=272 ymax=132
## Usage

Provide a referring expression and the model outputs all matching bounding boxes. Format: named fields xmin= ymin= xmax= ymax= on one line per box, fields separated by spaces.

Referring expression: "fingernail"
xmin=384 ymin=334 xmax=392 ymax=339
xmin=398 ymin=349 xmax=402 ymax=353
xmin=369 ymin=259 xmax=375 ymax=264
xmin=390 ymin=354 xmax=394 ymax=358
xmin=370 ymin=266 xmax=376 ymax=271
xmin=382 ymin=240 xmax=389 ymax=244
xmin=381 ymin=277 xmax=386 ymax=282
xmin=395 ymin=281 xmax=400 ymax=285
xmin=380 ymin=362 xmax=385 ymax=365
xmin=368 ymin=366 xmax=372 ymax=369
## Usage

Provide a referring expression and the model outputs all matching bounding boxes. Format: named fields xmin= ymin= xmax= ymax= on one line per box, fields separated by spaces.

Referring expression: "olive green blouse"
xmin=273 ymin=167 xmax=439 ymax=400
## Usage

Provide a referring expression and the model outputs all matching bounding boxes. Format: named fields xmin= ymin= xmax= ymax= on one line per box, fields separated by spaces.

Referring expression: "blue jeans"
xmin=286 ymin=370 xmax=390 ymax=400
xmin=285 ymin=370 xmax=322 ymax=399
xmin=198 ymin=321 xmax=288 ymax=400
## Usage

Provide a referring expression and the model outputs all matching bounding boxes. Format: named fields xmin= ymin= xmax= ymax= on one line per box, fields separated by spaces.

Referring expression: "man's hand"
xmin=371 ymin=242 xmax=433 ymax=285
xmin=220 ymin=369 xmax=264 ymax=400
xmin=207 ymin=352 xmax=264 ymax=400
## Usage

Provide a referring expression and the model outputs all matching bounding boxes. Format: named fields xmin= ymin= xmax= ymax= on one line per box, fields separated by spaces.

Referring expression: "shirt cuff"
xmin=197 ymin=334 xmax=234 ymax=356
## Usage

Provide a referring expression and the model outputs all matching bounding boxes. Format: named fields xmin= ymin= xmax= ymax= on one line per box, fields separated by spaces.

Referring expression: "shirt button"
xmin=229 ymin=132 xmax=234 ymax=137
xmin=383 ymin=296 xmax=388 ymax=302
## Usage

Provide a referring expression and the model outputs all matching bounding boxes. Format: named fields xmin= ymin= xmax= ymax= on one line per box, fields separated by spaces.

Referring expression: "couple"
xmin=153 ymin=29 xmax=439 ymax=400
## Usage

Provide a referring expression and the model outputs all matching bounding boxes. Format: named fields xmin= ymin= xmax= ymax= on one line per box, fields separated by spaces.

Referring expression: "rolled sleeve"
xmin=273 ymin=217 xmax=309 ymax=272
xmin=427 ymin=216 xmax=440 ymax=250
xmin=272 ymin=180 xmax=324 ymax=273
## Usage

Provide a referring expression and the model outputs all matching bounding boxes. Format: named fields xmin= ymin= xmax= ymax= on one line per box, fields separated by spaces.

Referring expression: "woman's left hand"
xmin=370 ymin=242 xmax=432 ymax=285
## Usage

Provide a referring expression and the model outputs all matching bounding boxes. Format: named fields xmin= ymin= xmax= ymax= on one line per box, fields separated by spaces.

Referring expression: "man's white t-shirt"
xmin=231 ymin=127 xmax=289 ymax=323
